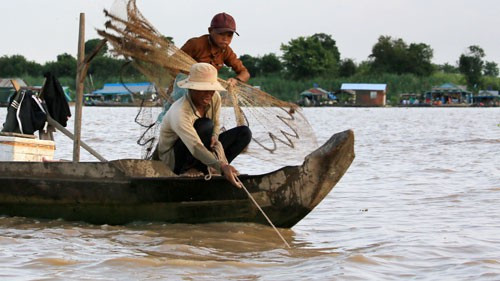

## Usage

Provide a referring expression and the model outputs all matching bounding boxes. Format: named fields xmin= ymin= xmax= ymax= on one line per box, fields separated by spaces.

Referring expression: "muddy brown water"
xmin=0 ymin=107 xmax=499 ymax=280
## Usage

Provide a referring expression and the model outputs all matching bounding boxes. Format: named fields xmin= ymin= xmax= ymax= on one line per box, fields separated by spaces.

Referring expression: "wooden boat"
xmin=0 ymin=130 xmax=354 ymax=228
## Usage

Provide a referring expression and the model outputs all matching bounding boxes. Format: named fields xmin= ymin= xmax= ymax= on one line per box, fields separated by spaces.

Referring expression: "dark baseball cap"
xmin=210 ymin=13 xmax=239 ymax=36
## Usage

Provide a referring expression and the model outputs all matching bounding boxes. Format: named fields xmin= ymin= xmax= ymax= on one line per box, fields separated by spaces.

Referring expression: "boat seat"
xmin=0 ymin=131 xmax=36 ymax=139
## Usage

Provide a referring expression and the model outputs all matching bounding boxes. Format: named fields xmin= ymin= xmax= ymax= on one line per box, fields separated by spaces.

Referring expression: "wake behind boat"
xmin=0 ymin=130 xmax=354 ymax=227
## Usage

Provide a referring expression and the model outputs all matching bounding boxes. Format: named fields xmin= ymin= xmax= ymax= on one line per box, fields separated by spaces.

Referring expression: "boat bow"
xmin=242 ymin=129 xmax=355 ymax=227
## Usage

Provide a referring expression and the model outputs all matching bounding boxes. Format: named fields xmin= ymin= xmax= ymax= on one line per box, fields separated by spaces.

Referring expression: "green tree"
xmin=369 ymin=36 xmax=433 ymax=76
xmin=85 ymin=38 xmax=108 ymax=57
xmin=0 ymin=55 xmax=43 ymax=77
xmin=43 ymin=53 xmax=77 ymax=78
xmin=483 ymin=61 xmax=499 ymax=77
xmin=311 ymin=33 xmax=340 ymax=62
xmin=356 ymin=60 xmax=372 ymax=75
xmin=259 ymin=53 xmax=282 ymax=75
xmin=459 ymin=45 xmax=485 ymax=90
xmin=407 ymin=43 xmax=434 ymax=76
xmin=218 ymin=66 xmax=234 ymax=78
xmin=239 ymin=54 xmax=260 ymax=77
xmin=369 ymin=36 xmax=408 ymax=74
xmin=88 ymin=56 xmax=123 ymax=79
xmin=83 ymin=38 xmax=143 ymax=82
xmin=437 ymin=63 xmax=459 ymax=74
xmin=339 ymin=58 xmax=357 ymax=77
xmin=26 ymin=61 xmax=43 ymax=77
xmin=281 ymin=33 xmax=340 ymax=79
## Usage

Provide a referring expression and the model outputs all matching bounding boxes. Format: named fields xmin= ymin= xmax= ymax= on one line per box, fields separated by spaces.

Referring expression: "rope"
xmin=204 ymin=168 xmax=213 ymax=181
xmin=203 ymin=151 xmax=290 ymax=248
xmin=236 ymin=177 xmax=291 ymax=249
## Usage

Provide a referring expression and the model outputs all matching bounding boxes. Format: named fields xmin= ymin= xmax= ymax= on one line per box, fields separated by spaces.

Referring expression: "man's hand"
xmin=226 ymin=77 xmax=239 ymax=88
xmin=210 ymin=136 xmax=218 ymax=149
xmin=221 ymin=163 xmax=241 ymax=188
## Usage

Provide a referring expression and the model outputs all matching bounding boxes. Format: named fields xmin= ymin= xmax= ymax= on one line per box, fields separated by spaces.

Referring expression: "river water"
xmin=0 ymin=107 xmax=499 ymax=280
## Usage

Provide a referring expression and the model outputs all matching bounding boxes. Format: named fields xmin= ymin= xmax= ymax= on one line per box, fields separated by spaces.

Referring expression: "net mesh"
xmin=98 ymin=0 xmax=317 ymax=165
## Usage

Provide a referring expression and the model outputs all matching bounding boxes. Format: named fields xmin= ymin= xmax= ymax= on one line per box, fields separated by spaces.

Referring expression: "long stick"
xmin=236 ymin=177 xmax=291 ymax=248
xmin=73 ymin=13 xmax=85 ymax=162
xmin=47 ymin=116 xmax=107 ymax=162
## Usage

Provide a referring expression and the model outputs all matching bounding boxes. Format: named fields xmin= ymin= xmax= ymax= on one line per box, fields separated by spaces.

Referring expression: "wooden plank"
xmin=0 ymin=132 xmax=36 ymax=139
xmin=10 ymin=80 xmax=21 ymax=91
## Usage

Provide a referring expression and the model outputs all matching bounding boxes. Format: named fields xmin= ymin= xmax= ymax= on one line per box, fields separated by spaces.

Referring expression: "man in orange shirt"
xmin=158 ymin=12 xmax=250 ymax=121
xmin=181 ymin=12 xmax=250 ymax=87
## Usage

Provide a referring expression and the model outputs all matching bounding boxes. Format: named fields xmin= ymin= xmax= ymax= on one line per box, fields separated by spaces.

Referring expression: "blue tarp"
xmin=93 ymin=82 xmax=155 ymax=95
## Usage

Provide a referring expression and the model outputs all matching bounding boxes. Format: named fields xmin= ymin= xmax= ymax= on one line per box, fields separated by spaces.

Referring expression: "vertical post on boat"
xmin=73 ymin=13 xmax=85 ymax=162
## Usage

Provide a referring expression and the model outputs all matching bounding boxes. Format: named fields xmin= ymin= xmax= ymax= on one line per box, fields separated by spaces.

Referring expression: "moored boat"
xmin=0 ymin=130 xmax=354 ymax=227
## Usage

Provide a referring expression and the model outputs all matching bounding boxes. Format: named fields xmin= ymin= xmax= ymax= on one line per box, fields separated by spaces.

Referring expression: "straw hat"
xmin=177 ymin=63 xmax=226 ymax=91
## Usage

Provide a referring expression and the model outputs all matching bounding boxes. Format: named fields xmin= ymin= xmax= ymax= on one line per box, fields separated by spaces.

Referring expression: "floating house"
xmin=85 ymin=82 xmax=157 ymax=106
xmin=334 ymin=91 xmax=356 ymax=105
xmin=423 ymin=83 xmax=472 ymax=106
xmin=399 ymin=93 xmax=422 ymax=106
xmin=298 ymin=87 xmax=330 ymax=106
xmin=340 ymin=83 xmax=387 ymax=106
xmin=473 ymin=90 xmax=499 ymax=106
xmin=0 ymin=78 xmax=28 ymax=106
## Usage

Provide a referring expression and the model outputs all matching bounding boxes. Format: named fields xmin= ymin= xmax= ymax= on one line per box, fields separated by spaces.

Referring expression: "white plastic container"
xmin=0 ymin=136 xmax=55 ymax=161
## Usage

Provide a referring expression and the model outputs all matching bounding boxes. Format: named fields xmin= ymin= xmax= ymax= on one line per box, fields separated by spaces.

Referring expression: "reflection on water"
xmin=0 ymin=107 xmax=499 ymax=280
xmin=0 ymin=216 xmax=333 ymax=280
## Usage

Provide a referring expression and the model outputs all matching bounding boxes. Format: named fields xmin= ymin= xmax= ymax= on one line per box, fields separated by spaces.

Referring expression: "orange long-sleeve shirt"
xmin=181 ymin=34 xmax=248 ymax=75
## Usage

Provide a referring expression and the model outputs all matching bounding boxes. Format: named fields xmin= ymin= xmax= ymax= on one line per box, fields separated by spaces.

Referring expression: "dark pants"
xmin=173 ymin=117 xmax=252 ymax=174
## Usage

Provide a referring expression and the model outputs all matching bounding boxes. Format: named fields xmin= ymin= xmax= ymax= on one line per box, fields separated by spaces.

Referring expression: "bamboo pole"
xmin=73 ymin=13 xmax=85 ymax=162
xmin=48 ymin=116 xmax=107 ymax=162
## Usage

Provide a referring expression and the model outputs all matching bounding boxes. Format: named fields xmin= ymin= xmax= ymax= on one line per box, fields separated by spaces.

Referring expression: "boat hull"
xmin=0 ymin=130 xmax=355 ymax=227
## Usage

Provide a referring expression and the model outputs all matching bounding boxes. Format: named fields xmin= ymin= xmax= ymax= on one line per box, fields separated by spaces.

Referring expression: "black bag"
xmin=1 ymin=90 xmax=48 ymax=135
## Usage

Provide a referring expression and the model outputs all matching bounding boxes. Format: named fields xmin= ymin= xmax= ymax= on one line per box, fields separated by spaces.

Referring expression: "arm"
xmin=224 ymin=47 xmax=250 ymax=87
xmin=227 ymin=70 xmax=250 ymax=88
xmin=220 ymin=162 xmax=241 ymax=188
xmin=180 ymin=38 xmax=196 ymax=58
xmin=171 ymin=111 xmax=222 ymax=172
xmin=174 ymin=113 xmax=240 ymax=188
xmin=212 ymin=92 xmax=221 ymax=138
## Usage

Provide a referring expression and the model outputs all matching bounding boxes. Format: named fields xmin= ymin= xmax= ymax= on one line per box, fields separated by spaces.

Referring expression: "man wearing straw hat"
xmin=157 ymin=63 xmax=251 ymax=187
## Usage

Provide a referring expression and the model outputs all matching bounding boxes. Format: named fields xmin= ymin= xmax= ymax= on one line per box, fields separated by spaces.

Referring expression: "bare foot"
xmin=180 ymin=168 xmax=204 ymax=177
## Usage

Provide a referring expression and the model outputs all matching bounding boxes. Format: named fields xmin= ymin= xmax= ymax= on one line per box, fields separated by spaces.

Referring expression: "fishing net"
xmin=98 ymin=0 xmax=317 ymax=166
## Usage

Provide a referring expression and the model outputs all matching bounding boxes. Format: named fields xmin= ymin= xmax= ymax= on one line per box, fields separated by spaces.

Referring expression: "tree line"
xmin=238 ymin=34 xmax=498 ymax=90
xmin=0 ymin=34 xmax=498 ymax=102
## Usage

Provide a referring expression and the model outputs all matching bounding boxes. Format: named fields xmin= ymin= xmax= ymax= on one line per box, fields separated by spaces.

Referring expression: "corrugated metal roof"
xmin=432 ymin=83 xmax=467 ymax=91
xmin=437 ymin=82 xmax=458 ymax=89
xmin=93 ymin=82 xmax=155 ymax=95
xmin=300 ymin=87 xmax=329 ymax=96
xmin=478 ymin=90 xmax=499 ymax=96
xmin=0 ymin=78 xmax=28 ymax=88
xmin=341 ymin=83 xmax=387 ymax=91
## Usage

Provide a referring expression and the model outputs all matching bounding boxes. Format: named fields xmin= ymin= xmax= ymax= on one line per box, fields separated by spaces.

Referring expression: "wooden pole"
xmin=47 ymin=116 xmax=107 ymax=162
xmin=73 ymin=13 xmax=85 ymax=162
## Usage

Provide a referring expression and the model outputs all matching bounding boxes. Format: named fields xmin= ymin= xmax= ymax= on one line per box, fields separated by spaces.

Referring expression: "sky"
xmin=1 ymin=0 xmax=499 ymax=66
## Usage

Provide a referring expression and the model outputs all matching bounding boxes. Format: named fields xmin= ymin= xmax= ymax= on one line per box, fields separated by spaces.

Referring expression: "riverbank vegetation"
xmin=1 ymin=34 xmax=498 ymax=104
